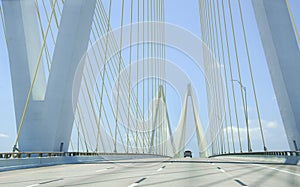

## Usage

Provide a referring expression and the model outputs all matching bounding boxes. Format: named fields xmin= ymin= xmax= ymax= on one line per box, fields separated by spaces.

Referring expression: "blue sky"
xmin=1 ymin=0 xmax=300 ymax=154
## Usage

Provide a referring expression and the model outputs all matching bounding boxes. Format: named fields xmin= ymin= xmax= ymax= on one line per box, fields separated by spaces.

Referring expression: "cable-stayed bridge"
xmin=0 ymin=0 xmax=300 ymax=186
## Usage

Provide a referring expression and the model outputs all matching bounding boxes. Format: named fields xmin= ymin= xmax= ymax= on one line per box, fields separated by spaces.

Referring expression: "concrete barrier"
xmin=212 ymin=155 xmax=300 ymax=165
xmin=0 ymin=154 xmax=169 ymax=172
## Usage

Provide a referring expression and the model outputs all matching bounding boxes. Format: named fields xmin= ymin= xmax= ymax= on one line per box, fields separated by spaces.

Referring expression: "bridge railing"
xmin=209 ymin=151 xmax=300 ymax=158
xmin=0 ymin=152 xmax=167 ymax=159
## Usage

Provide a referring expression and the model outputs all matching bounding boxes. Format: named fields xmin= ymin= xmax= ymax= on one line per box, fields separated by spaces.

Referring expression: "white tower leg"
xmin=252 ymin=0 xmax=300 ymax=150
xmin=2 ymin=0 xmax=96 ymax=151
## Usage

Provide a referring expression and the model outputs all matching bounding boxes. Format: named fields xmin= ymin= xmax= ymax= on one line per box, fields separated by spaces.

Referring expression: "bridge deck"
xmin=1 ymin=158 xmax=300 ymax=186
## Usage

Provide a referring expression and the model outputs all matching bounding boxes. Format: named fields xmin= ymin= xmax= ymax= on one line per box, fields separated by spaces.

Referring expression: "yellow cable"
xmin=211 ymin=0 xmax=225 ymax=154
xmin=96 ymin=0 xmax=113 ymax=153
xmin=115 ymin=0 xmax=125 ymax=153
xmin=286 ymin=0 xmax=300 ymax=44
xmin=221 ymin=0 xmax=238 ymax=153
xmin=94 ymin=3 xmax=136 ymax=151
xmin=95 ymin=3 xmax=141 ymax=151
xmin=136 ymin=0 xmax=140 ymax=153
xmin=207 ymin=0 xmax=220 ymax=155
xmin=237 ymin=0 xmax=266 ymax=151
xmin=227 ymin=0 xmax=245 ymax=153
xmin=142 ymin=0 xmax=145 ymax=154
xmin=216 ymin=0 xmax=232 ymax=153
xmin=96 ymin=2 xmax=145 ymax=131
xmin=127 ymin=0 xmax=133 ymax=153
xmin=49 ymin=0 xmax=59 ymax=29
xmin=34 ymin=0 xmax=51 ymax=71
xmin=40 ymin=0 xmax=56 ymax=50
xmin=77 ymin=105 xmax=92 ymax=152
xmin=82 ymin=55 xmax=103 ymax=151
xmin=98 ymin=3 xmax=145 ymax=122
xmin=212 ymin=0 xmax=229 ymax=154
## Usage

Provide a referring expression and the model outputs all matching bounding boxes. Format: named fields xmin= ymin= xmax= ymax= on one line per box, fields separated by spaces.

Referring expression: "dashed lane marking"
xmin=128 ymin=177 xmax=147 ymax=187
xmin=26 ymin=178 xmax=63 ymax=187
xmin=157 ymin=165 xmax=166 ymax=171
xmin=234 ymin=179 xmax=248 ymax=187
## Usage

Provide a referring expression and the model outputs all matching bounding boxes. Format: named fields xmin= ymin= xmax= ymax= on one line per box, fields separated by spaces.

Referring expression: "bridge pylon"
xmin=2 ymin=0 xmax=96 ymax=152
xmin=252 ymin=0 xmax=300 ymax=150
xmin=174 ymin=84 xmax=208 ymax=158
xmin=149 ymin=85 xmax=176 ymax=156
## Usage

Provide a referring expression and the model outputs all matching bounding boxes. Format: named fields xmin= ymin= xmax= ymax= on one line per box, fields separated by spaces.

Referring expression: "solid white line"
xmin=128 ymin=183 xmax=139 ymax=187
xmin=253 ymin=164 xmax=300 ymax=177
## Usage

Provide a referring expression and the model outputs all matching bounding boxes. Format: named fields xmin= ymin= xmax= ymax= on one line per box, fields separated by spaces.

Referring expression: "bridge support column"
xmin=44 ymin=0 xmax=96 ymax=152
xmin=2 ymin=0 xmax=96 ymax=151
xmin=252 ymin=0 xmax=300 ymax=150
xmin=2 ymin=0 xmax=47 ymax=151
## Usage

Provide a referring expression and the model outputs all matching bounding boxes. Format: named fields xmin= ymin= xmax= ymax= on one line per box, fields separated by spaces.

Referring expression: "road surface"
xmin=1 ymin=158 xmax=300 ymax=186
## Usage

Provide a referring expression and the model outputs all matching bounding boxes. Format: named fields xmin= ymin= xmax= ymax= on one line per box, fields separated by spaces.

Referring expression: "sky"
xmin=1 ymin=0 xmax=300 ymax=154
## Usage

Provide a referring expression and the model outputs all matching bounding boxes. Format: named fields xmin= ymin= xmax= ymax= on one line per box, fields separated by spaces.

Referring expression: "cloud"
xmin=221 ymin=119 xmax=288 ymax=151
xmin=264 ymin=120 xmax=278 ymax=128
xmin=0 ymin=133 xmax=9 ymax=138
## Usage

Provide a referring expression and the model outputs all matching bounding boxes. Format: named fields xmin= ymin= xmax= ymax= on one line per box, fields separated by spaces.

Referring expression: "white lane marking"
xmin=26 ymin=184 xmax=39 ymax=187
xmin=96 ymin=168 xmax=107 ymax=173
xmin=128 ymin=183 xmax=139 ymax=187
xmin=96 ymin=166 xmax=114 ymax=173
xmin=217 ymin=166 xmax=225 ymax=173
xmin=128 ymin=177 xmax=146 ymax=187
xmin=234 ymin=179 xmax=249 ymax=187
xmin=216 ymin=167 xmax=248 ymax=186
xmin=26 ymin=178 xmax=63 ymax=187
xmin=253 ymin=164 xmax=300 ymax=177
xmin=157 ymin=165 xmax=166 ymax=172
